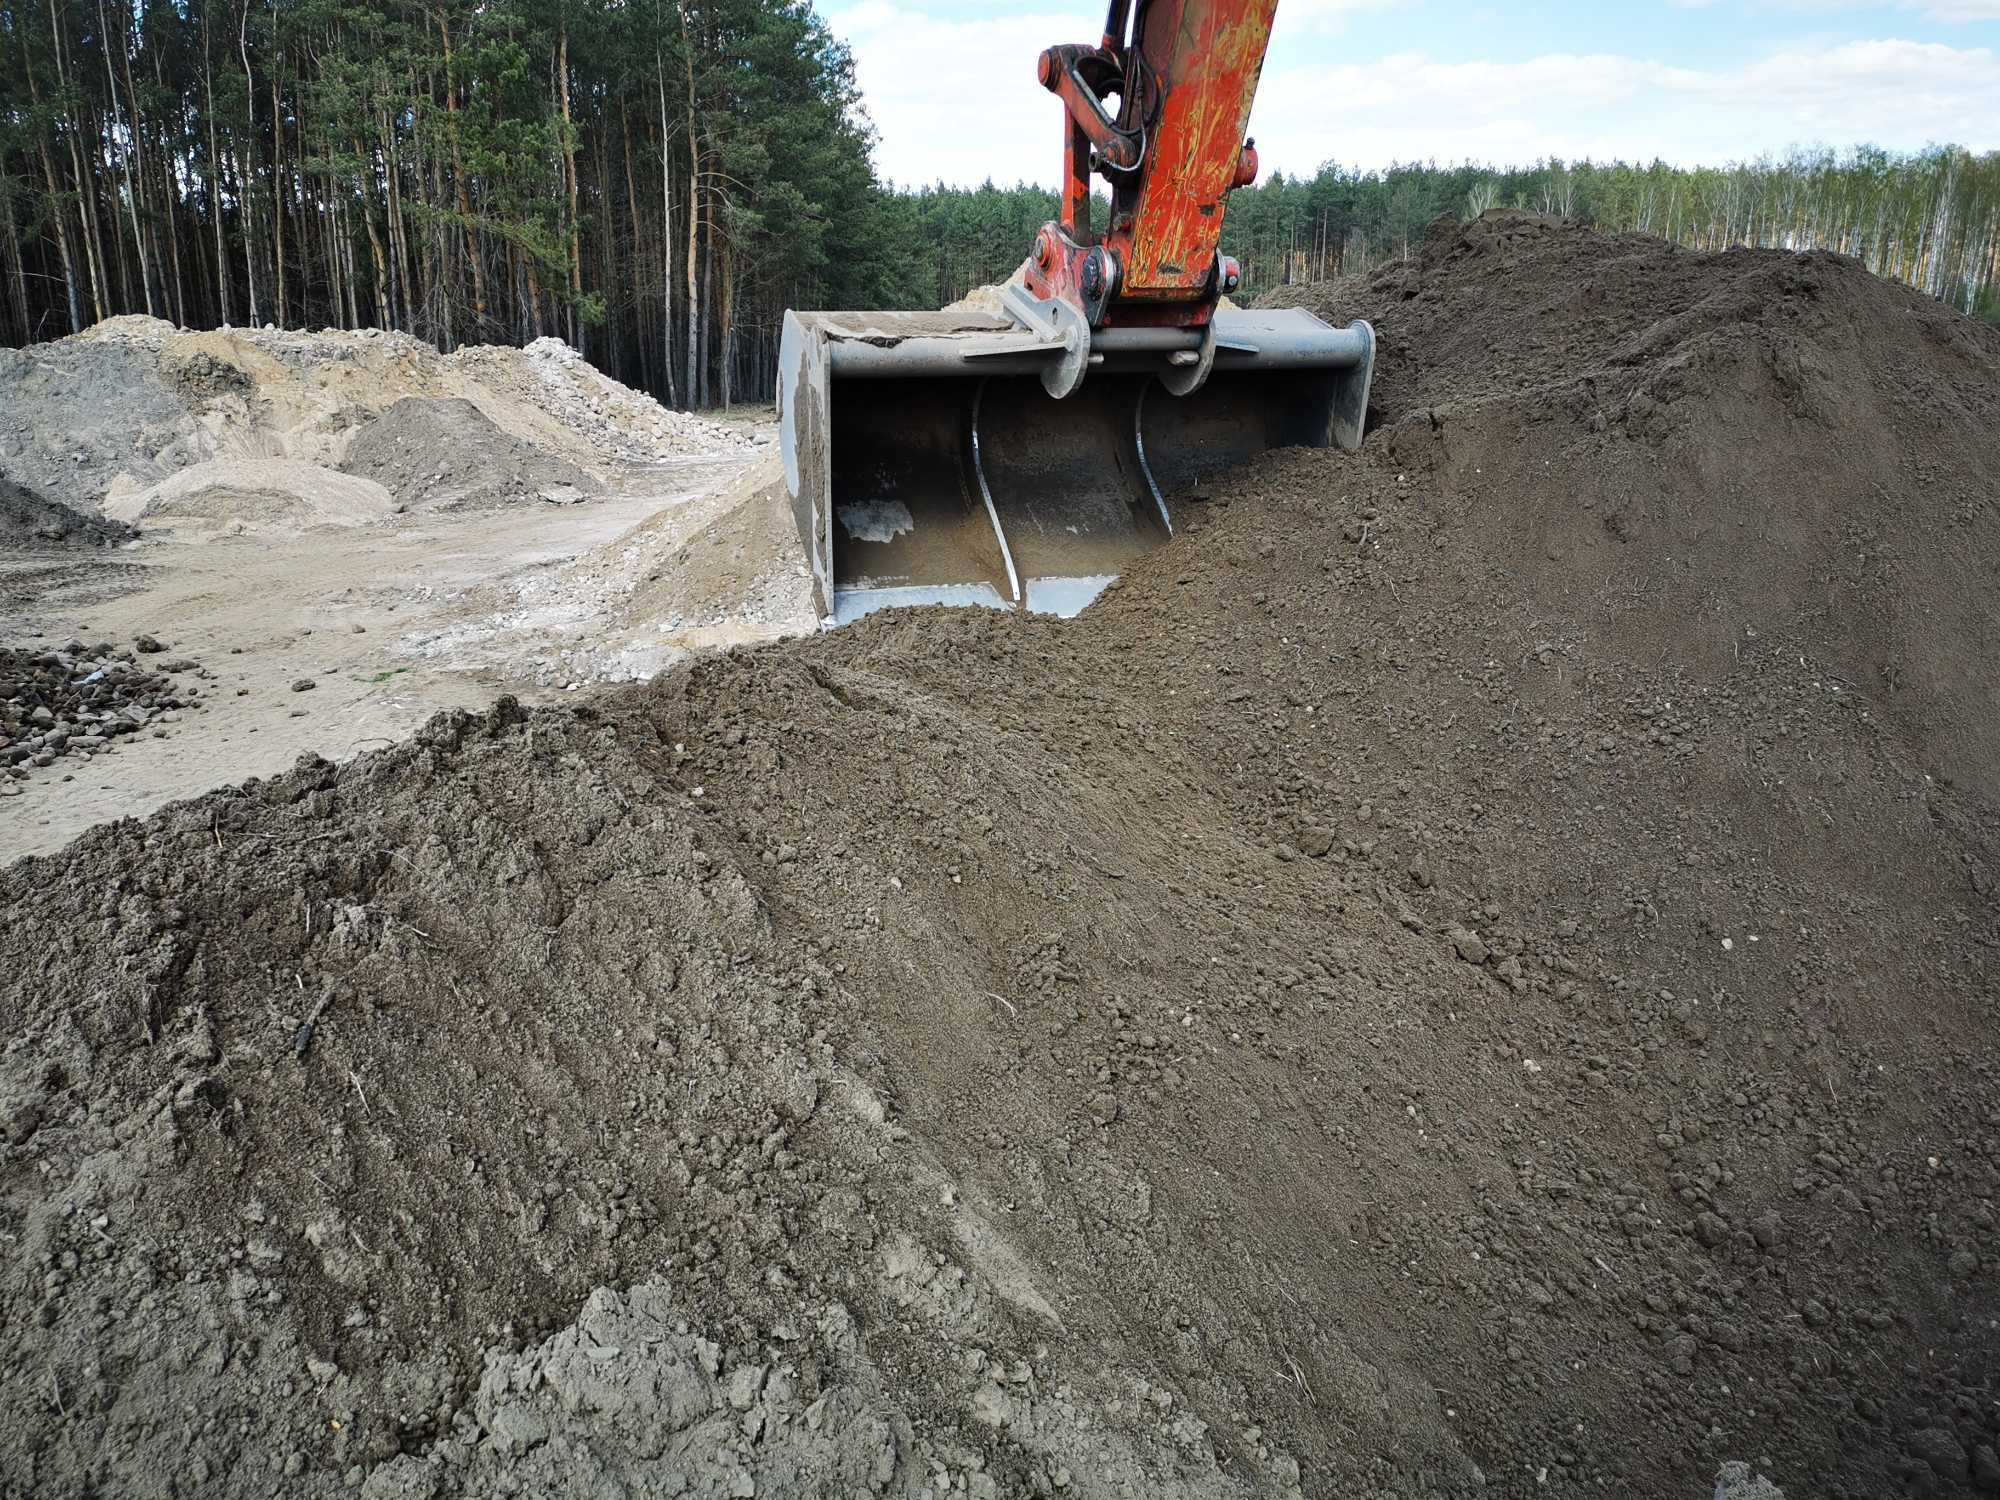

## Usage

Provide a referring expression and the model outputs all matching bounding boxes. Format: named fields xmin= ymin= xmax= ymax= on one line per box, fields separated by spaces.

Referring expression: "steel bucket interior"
xmin=779 ymin=310 xmax=1372 ymax=623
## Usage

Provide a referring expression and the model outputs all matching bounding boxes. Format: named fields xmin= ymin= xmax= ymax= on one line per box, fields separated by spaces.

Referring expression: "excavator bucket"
xmin=777 ymin=304 xmax=1375 ymax=623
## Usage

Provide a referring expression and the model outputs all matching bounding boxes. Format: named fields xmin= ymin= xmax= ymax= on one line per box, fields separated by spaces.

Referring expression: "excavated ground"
xmin=2 ymin=213 xmax=1997 ymax=1499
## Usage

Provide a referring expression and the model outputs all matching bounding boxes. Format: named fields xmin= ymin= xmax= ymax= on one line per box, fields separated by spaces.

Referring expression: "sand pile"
xmin=340 ymin=397 xmax=601 ymax=511
xmin=102 ymin=459 xmax=397 ymax=534
xmin=1 ymin=217 xmax=1997 ymax=1500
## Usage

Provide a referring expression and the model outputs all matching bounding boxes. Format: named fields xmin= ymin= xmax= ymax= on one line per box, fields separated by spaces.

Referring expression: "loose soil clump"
xmin=1 ymin=215 xmax=1996 ymax=1499
xmin=0 ymin=638 xmax=208 ymax=795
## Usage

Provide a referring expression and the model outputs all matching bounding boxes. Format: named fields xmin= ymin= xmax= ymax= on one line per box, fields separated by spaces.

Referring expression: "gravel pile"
xmin=0 ymin=638 xmax=208 ymax=793
xmin=340 ymin=397 xmax=602 ymax=510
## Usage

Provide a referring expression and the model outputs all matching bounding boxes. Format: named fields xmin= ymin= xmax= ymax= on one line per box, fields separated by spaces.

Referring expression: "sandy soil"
xmin=0 ymin=444 xmax=799 ymax=862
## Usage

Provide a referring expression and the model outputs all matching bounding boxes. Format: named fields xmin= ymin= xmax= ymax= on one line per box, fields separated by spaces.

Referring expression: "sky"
xmin=814 ymin=0 xmax=2000 ymax=188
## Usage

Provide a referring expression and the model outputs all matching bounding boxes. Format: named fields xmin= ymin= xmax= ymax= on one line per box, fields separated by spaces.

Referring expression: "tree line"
xmin=893 ymin=148 xmax=2000 ymax=328
xmin=1220 ymin=147 xmax=2000 ymax=322
xmin=2 ymin=0 xmax=1994 ymax=415
xmin=0 ymin=0 xmax=911 ymax=404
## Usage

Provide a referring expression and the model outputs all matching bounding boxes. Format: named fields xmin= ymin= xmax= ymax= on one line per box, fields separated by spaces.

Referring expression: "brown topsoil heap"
xmin=2 ymin=213 xmax=1997 ymax=1499
xmin=0 ymin=475 xmax=135 ymax=549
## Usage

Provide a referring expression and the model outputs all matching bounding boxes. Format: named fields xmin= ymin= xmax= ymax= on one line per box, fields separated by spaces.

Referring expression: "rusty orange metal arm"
xmin=1024 ymin=0 xmax=1277 ymax=332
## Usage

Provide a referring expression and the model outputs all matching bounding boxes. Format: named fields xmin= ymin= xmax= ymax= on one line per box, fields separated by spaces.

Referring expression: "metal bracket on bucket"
xmin=964 ymin=283 xmax=1091 ymax=399
xmin=1156 ymin=317 xmax=1218 ymax=398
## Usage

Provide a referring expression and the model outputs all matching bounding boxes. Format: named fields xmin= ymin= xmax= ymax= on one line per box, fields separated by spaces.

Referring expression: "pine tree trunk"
xmin=49 ymin=0 xmax=108 ymax=322
xmin=679 ymin=8 xmax=700 ymax=406
xmin=698 ymin=195 xmax=713 ymax=406
xmin=558 ymin=28 xmax=584 ymax=352
xmin=203 ymin=17 xmax=231 ymax=324
xmin=621 ymin=99 xmax=650 ymax=396
xmin=149 ymin=35 xmax=188 ymax=327
xmin=239 ymin=1 xmax=260 ymax=326
xmin=717 ymin=243 xmax=734 ymax=407
xmin=437 ymin=11 xmax=487 ymax=327
xmin=657 ymin=46 xmax=678 ymax=406
xmin=356 ymin=149 xmax=390 ymax=328
xmin=99 ymin=0 xmax=155 ymax=316
xmin=25 ymin=65 xmax=83 ymax=334
xmin=271 ymin=73 xmax=286 ymax=325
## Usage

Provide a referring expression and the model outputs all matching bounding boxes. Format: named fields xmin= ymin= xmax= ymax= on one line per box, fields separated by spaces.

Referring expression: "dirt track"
xmin=2 ymin=214 xmax=1998 ymax=1498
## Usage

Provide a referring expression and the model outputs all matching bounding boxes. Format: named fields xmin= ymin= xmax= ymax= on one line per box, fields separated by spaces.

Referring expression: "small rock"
xmin=291 ymin=678 xmax=316 ymax=693
xmin=1448 ymin=928 xmax=1488 ymax=965
xmin=1950 ymin=1249 xmax=1979 ymax=1277
xmin=135 ymin=634 xmax=166 ymax=653
xmin=724 ymin=1363 xmax=767 ymax=1411
xmin=1713 ymin=1459 xmax=1786 ymax=1500
xmin=1694 ymin=1212 xmax=1730 ymax=1247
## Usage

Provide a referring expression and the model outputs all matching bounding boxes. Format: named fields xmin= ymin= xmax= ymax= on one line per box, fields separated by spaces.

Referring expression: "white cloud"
xmin=1250 ymin=38 xmax=1999 ymax=175
xmin=829 ymin=3 xmax=1077 ymax=186
xmin=1904 ymin=0 xmax=2000 ymax=19
xmin=1760 ymin=0 xmax=2000 ymax=20
xmin=824 ymin=2 xmax=2000 ymax=187
xmin=1273 ymin=0 xmax=1409 ymax=37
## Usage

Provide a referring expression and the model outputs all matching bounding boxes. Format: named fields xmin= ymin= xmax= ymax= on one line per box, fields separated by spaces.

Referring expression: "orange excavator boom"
xmin=777 ymin=0 xmax=1375 ymax=621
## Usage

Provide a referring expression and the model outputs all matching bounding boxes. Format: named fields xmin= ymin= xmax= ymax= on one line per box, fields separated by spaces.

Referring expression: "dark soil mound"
xmin=2 ymin=218 xmax=1996 ymax=1500
xmin=341 ymin=396 xmax=601 ymax=510
xmin=0 ymin=475 xmax=136 ymax=549
xmin=1267 ymin=209 xmax=2000 ymax=801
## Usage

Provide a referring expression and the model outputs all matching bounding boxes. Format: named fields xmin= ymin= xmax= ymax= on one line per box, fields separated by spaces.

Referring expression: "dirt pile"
xmin=2 ymin=216 xmax=1997 ymax=1500
xmin=1265 ymin=209 xmax=2000 ymax=797
xmin=0 ymin=637 xmax=209 ymax=795
xmin=0 ymin=477 xmax=134 ymax=550
xmin=0 ymin=318 xmax=211 ymax=513
xmin=341 ymin=397 xmax=602 ymax=510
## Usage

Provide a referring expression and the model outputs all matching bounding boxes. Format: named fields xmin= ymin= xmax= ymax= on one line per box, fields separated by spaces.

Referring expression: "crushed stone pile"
xmin=340 ymin=397 xmax=602 ymax=511
xmin=446 ymin=336 xmax=751 ymax=467
xmin=0 ymin=322 xmax=742 ymax=536
xmin=0 ymin=319 xmax=213 ymax=514
xmin=0 ymin=477 xmax=134 ymax=550
xmin=2 ymin=215 xmax=1997 ymax=1500
xmin=0 ymin=637 xmax=208 ymax=795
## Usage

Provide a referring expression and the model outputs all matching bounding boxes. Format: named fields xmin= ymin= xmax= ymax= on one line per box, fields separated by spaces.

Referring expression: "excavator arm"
xmin=1027 ymin=0 xmax=1274 ymax=330
xmin=776 ymin=0 xmax=1374 ymax=621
